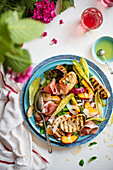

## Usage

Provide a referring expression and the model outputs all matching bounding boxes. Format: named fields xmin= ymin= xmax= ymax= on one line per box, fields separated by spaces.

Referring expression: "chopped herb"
xmin=63 ymin=106 xmax=68 ymax=111
xmin=57 ymin=111 xmax=67 ymax=117
xmin=79 ymin=106 xmax=85 ymax=113
xmin=73 ymin=131 xmax=79 ymax=136
xmin=88 ymin=142 xmax=97 ymax=147
xmin=74 ymin=84 xmax=79 ymax=88
xmin=69 ymin=99 xmax=73 ymax=105
xmin=89 ymin=156 xmax=97 ymax=162
xmin=79 ymin=159 xmax=84 ymax=166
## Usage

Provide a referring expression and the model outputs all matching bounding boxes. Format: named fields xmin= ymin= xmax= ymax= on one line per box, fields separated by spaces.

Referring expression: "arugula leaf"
xmin=57 ymin=111 xmax=67 ymax=117
xmin=88 ymin=142 xmax=97 ymax=147
xmin=79 ymin=159 xmax=84 ymax=166
xmin=8 ymin=19 xmax=46 ymax=44
xmin=89 ymin=156 xmax=97 ymax=162
xmin=4 ymin=49 xmax=31 ymax=73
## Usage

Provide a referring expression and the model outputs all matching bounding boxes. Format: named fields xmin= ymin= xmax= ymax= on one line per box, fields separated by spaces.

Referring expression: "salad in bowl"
xmin=26 ymin=57 xmax=111 ymax=144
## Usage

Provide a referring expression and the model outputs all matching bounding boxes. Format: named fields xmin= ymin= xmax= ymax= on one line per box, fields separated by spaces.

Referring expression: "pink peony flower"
xmin=31 ymin=0 xmax=56 ymax=24
xmin=59 ymin=19 xmax=64 ymax=25
xmin=42 ymin=32 xmax=47 ymax=37
xmin=8 ymin=66 xmax=33 ymax=84
xmin=50 ymin=38 xmax=57 ymax=45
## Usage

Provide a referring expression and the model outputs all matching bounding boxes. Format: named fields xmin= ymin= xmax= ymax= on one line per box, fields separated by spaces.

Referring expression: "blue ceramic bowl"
xmin=92 ymin=36 xmax=113 ymax=64
xmin=20 ymin=55 xmax=113 ymax=147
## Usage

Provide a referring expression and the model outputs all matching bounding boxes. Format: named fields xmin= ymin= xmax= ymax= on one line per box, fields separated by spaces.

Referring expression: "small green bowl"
xmin=92 ymin=36 xmax=113 ymax=64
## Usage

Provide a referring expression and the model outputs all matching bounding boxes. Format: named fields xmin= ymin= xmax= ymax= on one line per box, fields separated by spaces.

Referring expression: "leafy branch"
xmin=0 ymin=10 xmax=45 ymax=73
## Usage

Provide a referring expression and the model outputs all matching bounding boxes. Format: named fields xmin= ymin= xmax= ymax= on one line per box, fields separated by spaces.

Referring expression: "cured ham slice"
xmin=42 ymin=101 xmax=58 ymax=117
xmin=43 ymin=79 xmax=59 ymax=95
xmin=56 ymin=83 xmax=69 ymax=94
xmin=79 ymin=120 xmax=99 ymax=136
xmin=35 ymin=101 xmax=58 ymax=122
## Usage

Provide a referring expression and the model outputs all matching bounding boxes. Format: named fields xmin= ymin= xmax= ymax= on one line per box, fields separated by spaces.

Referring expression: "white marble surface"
xmin=23 ymin=0 xmax=113 ymax=169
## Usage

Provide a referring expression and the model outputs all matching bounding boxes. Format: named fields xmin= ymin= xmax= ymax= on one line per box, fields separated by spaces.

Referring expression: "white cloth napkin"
xmin=0 ymin=68 xmax=49 ymax=170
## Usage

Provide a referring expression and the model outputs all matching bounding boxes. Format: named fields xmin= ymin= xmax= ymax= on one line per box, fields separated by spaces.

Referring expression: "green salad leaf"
xmin=29 ymin=77 xmax=41 ymax=105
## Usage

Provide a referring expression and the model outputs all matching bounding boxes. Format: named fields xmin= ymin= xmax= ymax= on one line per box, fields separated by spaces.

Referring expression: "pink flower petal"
xmin=59 ymin=19 xmax=64 ymax=25
xmin=50 ymin=38 xmax=57 ymax=45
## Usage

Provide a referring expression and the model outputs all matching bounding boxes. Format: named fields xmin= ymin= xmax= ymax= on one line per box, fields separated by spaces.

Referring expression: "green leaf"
xmin=88 ymin=142 xmax=97 ymax=147
xmin=87 ymin=117 xmax=107 ymax=125
xmin=69 ymin=0 xmax=75 ymax=7
xmin=0 ymin=35 xmax=13 ymax=55
xmin=51 ymin=93 xmax=74 ymax=118
xmin=79 ymin=159 xmax=84 ymax=166
xmin=0 ymin=10 xmax=19 ymax=25
xmin=8 ymin=19 xmax=46 ymax=44
xmin=29 ymin=77 xmax=41 ymax=105
xmin=89 ymin=156 xmax=97 ymax=162
xmin=60 ymin=0 xmax=70 ymax=13
xmin=0 ymin=54 xmax=5 ymax=63
xmin=4 ymin=49 xmax=31 ymax=73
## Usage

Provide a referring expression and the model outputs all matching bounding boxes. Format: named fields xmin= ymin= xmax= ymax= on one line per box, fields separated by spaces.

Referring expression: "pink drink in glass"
xmin=101 ymin=0 xmax=113 ymax=7
xmin=81 ymin=8 xmax=103 ymax=30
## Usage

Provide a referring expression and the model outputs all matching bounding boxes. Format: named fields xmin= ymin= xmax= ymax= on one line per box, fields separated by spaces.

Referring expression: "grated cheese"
xmin=71 ymin=146 xmax=82 ymax=155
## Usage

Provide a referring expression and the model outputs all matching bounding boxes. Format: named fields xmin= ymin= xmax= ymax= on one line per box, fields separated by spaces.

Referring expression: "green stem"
xmin=4 ymin=3 xmax=21 ymax=11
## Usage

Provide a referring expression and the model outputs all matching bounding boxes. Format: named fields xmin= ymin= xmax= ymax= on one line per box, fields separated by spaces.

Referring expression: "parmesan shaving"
xmin=71 ymin=146 xmax=82 ymax=155
xmin=107 ymin=144 xmax=113 ymax=147
xmin=106 ymin=154 xmax=109 ymax=157
xmin=102 ymin=130 xmax=106 ymax=135
xmin=104 ymin=138 xmax=108 ymax=143
xmin=66 ymin=158 xmax=70 ymax=162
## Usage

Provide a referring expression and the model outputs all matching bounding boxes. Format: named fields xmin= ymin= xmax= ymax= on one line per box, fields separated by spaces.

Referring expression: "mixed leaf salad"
xmin=27 ymin=57 xmax=111 ymax=144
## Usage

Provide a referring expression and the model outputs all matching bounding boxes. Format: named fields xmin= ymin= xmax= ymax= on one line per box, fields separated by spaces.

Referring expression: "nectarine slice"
xmin=61 ymin=135 xmax=78 ymax=144
xmin=81 ymin=79 xmax=94 ymax=96
xmin=84 ymin=102 xmax=99 ymax=116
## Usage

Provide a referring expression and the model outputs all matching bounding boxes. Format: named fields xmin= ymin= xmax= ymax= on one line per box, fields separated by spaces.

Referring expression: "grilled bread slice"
xmin=56 ymin=65 xmax=67 ymax=75
xmin=90 ymin=76 xmax=111 ymax=99
xmin=60 ymin=114 xmax=86 ymax=133
xmin=59 ymin=71 xmax=77 ymax=92
xmin=52 ymin=115 xmax=71 ymax=138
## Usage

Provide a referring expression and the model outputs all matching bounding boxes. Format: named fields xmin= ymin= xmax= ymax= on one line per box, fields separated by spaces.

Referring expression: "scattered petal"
xmin=42 ymin=32 xmax=47 ymax=37
xmin=59 ymin=19 xmax=64 ymax=24
xmin=50 ymin=38 xmax=57 ymax=45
